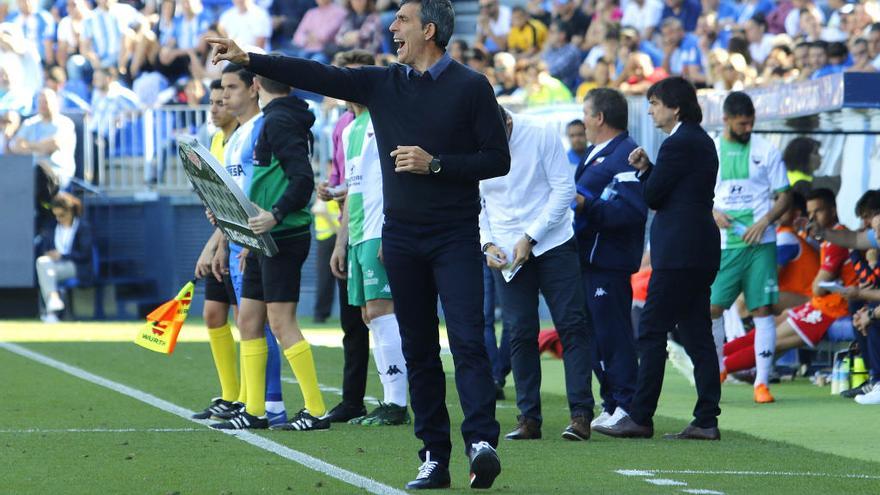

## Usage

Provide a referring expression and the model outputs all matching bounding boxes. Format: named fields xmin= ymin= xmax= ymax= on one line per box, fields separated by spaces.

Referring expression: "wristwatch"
xmin=429 ymin=156 xmax=442 ymax=174
xmin=271 ymin=206 xmax=284 ymax=224
xmin=524 ymin=234 xmax=537 ymax=246
xmin=481 ymin=242 xmax=495 ymax=253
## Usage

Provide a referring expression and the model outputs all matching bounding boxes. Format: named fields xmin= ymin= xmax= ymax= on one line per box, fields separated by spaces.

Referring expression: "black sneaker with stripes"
xmin=269 ymin=409 xmax=330 ymax=431
xmin=210 ymin=409 xmax=269 ymax=430
xmin=192 ymin=398 xmax=241 ymax=420
xmin=212 ymin=401 xmax=245 ymax=420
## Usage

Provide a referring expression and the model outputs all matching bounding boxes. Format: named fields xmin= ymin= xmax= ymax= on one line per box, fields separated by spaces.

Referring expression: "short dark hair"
xmin=401 ymin=0 xmax=455 ymax=49
xmin=566 ymin=119 xmax=585 ymax=130
xmin=806 ymin=188 xmax=836 ymax=208
xmin=585 ymin=87 xmax=628 ymax=131
xmin=871 ymin=22 xmax=880 ymax=33
xmin=809 ymin=40 xmax=828 ymax=52
xmin=855 ymin=190 xmax=880 ymax=218
xmin=256 ymin=75 xmax=292 ymax=95
xmin=51 ymin=192 xmax=83 ymax=217
xmin=723 ymin=91 xmax=755 ymax=118
xmin=782 ymin=136 xmax=820 ymax=174
xmin=511 ymin=5 xmax=526 ymax=15
xmin=646 ymin=76 xmax=702 ymax=124
xmin=749 ymin=13 xmax=768 ymax=31
xmin=222 ymin=63 xmax=255 ymax=87
xmin=209 ymin=79 xmax=222 ymax=91
xmin=790 ymin=190 xmax=806 ymax=216
xmin=827 ymin=41 xmax=848 ymax=59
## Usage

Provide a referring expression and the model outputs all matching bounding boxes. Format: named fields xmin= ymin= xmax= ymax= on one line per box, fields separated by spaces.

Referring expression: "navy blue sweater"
xmin=574 ymin=132 xmax=647 ymax=273
xmin=248 ymin=53 xmax=511 ymax=224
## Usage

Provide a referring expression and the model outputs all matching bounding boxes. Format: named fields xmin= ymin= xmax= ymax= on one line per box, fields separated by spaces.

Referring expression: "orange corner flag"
xmin=134 ymin=280 xmax=195 ymax=354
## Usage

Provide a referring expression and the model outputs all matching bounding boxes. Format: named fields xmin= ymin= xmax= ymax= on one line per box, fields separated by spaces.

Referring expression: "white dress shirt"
xmin=479 ymin=113 xmax=575 ymax=258
xmin=585 ymin=137 xmax=613 ymax=166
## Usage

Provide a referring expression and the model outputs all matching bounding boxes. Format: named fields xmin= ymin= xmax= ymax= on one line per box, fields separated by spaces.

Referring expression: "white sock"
xmin=712 ymin=317 xmax=726 ymax=372
xmin=753 ymin=315 xmax=777 ymax=387
xmin=370 ymin=313 xmax=408 ymax=407
xmin=366 ymin=321 xmax=387 ymax=392
xmin=265 ymin=401 xmax=285 ymax=415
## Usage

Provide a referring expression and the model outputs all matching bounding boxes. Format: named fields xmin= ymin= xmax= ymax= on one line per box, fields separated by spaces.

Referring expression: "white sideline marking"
xmin=616 ymin=470 xmax=654 ymax=477
xmin=646 ymin=479 xmax=687 ymax=486
xmin=0 ymin=342 xmax=406 ymax=495
xmin=682 ymin=490 xmax=725 ymax=494
xmin=0 ymin=428 xmax=204 ymax=433
xmin=632 ymin=469 xmax=880 ymax=480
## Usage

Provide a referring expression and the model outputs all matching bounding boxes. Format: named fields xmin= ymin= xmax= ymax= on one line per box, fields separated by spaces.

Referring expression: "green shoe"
xmin=350 ymin=403 xmax=411 ymax=426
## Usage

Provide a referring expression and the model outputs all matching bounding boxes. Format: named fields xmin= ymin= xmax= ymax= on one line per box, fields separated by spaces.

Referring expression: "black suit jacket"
xmin=40 ymin=219 xmax=95 ymax=284
xmin=639 ymin=122 xmax=720 ymax=271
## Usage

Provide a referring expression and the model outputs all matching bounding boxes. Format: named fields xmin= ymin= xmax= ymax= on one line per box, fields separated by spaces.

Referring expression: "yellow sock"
xmin=284 ymin=340 xmax=326 ymax=417
xmin=241 ymin=337 xmax=268 ymax=417
xmin=207 ymin=324 xmax=239 ymax=402
xmin=237 ymin=341 xmax=247 ymax=404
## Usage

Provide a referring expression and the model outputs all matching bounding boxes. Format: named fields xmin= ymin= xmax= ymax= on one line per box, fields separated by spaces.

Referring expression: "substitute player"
xmin=191 ymin=79 xmax=245 ymax=420
xmin=209 ymin=64 xmax=287 ymax=429
xmin=710 ymin=92 xmax=791 ymax=403
xmin=329 ymin=50 xmax=410 ymax=427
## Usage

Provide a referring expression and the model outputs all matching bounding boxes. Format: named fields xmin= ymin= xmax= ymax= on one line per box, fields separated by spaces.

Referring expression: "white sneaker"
xmin=605 ymin=407 xmax=630 ymax=427
xmin=46 ymin=293 xmax=65 ymax=313
xmin=41 ymin=313 xmax=60 ymax=324
xmin=667 ymin=339 xmax=695 ymax=385
xmin=591 ymin=411 xmax=612 ymax=428
xmin=854 ymin=383 xmax=880 ymax=405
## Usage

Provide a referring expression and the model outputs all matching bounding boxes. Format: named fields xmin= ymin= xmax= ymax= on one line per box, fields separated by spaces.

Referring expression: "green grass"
xmin=3 ymin=322 xmax=880 ymax=494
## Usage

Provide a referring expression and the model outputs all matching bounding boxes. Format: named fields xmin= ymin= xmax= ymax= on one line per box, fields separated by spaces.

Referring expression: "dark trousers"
xmin=500 ymin=238 xmax=594 ymax=424
xmin=337 ymin=276 xmax=370 ymax=407
xmin=630 ymin=269 xmax=721 ymax=428
xmin=483 ymin=262 xmax=511 ymax=386
xmin=382 ymin=218 xmax=499 ymax=465
xmin=583 ymin=266 xmax=638 ymax=414
xmin=313 ymin=234 xmax=337 ymax=320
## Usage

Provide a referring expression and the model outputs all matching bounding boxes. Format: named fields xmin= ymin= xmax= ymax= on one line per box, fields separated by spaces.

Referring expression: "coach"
xmin=593 ymin=77 xmax=722 ymax=441
xmin=573 ymin=88 xmax=646 ymax=430
xmin=208 ymin=0 xmax=509 ymax=489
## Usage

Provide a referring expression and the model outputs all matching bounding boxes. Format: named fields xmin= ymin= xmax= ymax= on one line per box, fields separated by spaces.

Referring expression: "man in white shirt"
xmin=10 ymin=88 xmax=76 ymax=188
xmin=476 ymin=0 xmax=512 ymax=53
xmin=621 ymin=0 xmax=663 ymax=40
xmin=745 ymin=13 xmax=775 ymax=66
xmin=480 ymin=108 xmax=595 ymax=442
xmin=219 ymin=0 xmax=272 ymax=50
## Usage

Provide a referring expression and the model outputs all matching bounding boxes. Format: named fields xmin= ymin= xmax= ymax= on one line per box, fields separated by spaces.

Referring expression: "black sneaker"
xmin=210 ymin=401 xmax=244 ymax=420
xmin=210 ymin=409 xmax=268 ymax=430
xmin=468 ymin=441 xmax=501 ymax=489
xmin=349 ymin=402 xmax=411 ymax=426
xmin=321 ymin=401 xmax=367 ymax=423
xmin=192 ymin=398 xmax=239 ymax=420
xmin=271 ymin=409 xmax=331 ymax=431
xmin=841 ymin=381 xmax=873 ymax=398
xmin=405 ymin=452 xmax=451 ymax=490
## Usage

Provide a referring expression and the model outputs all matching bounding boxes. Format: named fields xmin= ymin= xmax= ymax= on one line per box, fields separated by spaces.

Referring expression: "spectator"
xmin=621 ymin=0 xmax=663 ymax=39
xmin=0 ymin=22 xmax=43 ymax=105
xmin=870 ymin=23 xmax=880 ymax=70
xmin=575 ymin=57 xmax=613 ymax=100
xmin=0 ymin=59 xmax=32 ymax=116
xmin=565 ymin=119 xmax=587 ymax=165
xmin=782 ymin=136 xmax=821 ymax=195
xmin=9 ymin=88 xmax=77 ymax=189
xmin=526 ymin=0 xmax=551 ymax=26
xmin=745 ymin=13 xmax=775 ymax=66
xmin=552 ymin=0 xmax=590 ymax=46
xmin=798 ymin=39 xmax=826 ymax=80
xmin=811 ymin=40 xmax=848 ymax=79
xmin=715 ymin=52 xmax=750 ymax=90
xmin=158 ymin=0 xmax=211 ymax=81
xmin=660 ymin=0 xmax=702 ymax=32
xmin=620 ymin=25 xmax=663 ymax=68
xmin=81 ymin=0 xmax=142 ymax=71
xmin=449 ymin=38 xmax=468 ymax=63
xmin=55 ymin=0 xmax=92 ymax=70
xmin=542 ymin=21 xmax=582 ymax=90
xmin=784 ymin=0 xmax=824 ymax=38
xmin=507 ymin=6 xmax=547 ymax=56
xmin=87 ymin=67 xmax=140 ymax=158
xmin=467 ymin=46 xmax=495 ymax=84
xmin=6 ymin=0 xmax=55 ymax=65
xmin=734 ymin=0 xmax=773 ymax=26
xmin=701 ymin=0 xmax=739 ymax=27
xmin=269 ymin=0 xmax=317 ymax=50
xmin=475 ymin=0 xmax=511 ymax=54
xmin=848 ymin=37 xmax=876 ymax=73
xmin=660 ymin=17 xmax=704 ymax=82
xmin=219 ymin=0 xmax=271 ymax=49
xmin=792 ymin=39 xmax=809 ymax=73
xmin=287 ymin=0 xmax=346 ymax=61
xmin=493 ymin=51 xmax=519 ymax=97
xmin=516 ymin=60 xmax=573 ymax=105
xmin=35 ymin=192 xmax=94 ymax=323
xmin=618 ymin=51 xmax=668 ymax=94
xmin=330 ymin=0 xmax=384 ymax=54
xmin=759 ymin=44 xmax=796 ymax=83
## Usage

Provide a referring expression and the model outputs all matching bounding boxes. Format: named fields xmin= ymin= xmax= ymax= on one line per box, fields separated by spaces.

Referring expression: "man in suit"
xmin=593 ymin=77 xmax=722 ymax=441
xmin=573 ymin=88 xmax=647 ymax=430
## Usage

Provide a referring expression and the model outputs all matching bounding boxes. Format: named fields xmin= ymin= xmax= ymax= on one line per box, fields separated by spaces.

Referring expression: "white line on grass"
xmin=645 ymin=478 xmax=687 ymax=486
xmin=0 ymin=342 xmax=407 ymax=495
xmin=682 ymin=490 xmax=725 ymax=495
xmin=0 ymin=428 xmax=204 ymax=433
xmin=627 ymin=469 xmax=880 ymax=480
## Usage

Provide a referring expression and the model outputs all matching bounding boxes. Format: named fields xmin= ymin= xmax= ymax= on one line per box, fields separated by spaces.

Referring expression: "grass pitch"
xmin=2 ymin=320 xmax=879 ymax=495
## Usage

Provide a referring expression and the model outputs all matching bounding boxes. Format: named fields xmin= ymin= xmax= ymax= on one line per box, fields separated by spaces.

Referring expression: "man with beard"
xmin=708 ymin=92 xmax=791 ymax=403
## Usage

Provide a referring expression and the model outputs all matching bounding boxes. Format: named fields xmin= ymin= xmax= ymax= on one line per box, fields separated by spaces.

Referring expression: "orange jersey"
xmin=776 ymin=226 xmax=820 ymax=298
xmin=810 ymin=225 xmax=857 ymax=318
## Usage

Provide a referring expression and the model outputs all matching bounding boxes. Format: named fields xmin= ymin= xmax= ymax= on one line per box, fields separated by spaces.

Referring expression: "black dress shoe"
xmin=663 ymin=424 xmax=720 ymax=440
xmin=468 ymin=441 xmax=501 ymax=489
xmin=592 ymin=415 xmax=653 ymax=439
xmin=321 ymin=402 xmax=367 ymax=423
xmin=405 ymin=453 xmax=451 ymax=490
xmin=561 ymin=414 xmax=591 ymax=441
xmin=504 ymin=415 xmax=541 ymax=440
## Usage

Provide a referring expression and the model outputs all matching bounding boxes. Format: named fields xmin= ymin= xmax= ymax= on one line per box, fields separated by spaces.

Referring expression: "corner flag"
xmin=134 ymin=280 xmax=195 ymax=355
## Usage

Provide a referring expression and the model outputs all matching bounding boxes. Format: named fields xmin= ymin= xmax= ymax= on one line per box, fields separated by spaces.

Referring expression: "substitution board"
xmin=178 ymin=135 xmax=278 ymax=257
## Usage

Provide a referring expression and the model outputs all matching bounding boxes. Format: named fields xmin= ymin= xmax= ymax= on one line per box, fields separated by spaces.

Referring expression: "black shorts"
xmin=204 ymin=273 xmax=237 ymax=305
xmin=241 ymin=233 xmax=311 ymax=303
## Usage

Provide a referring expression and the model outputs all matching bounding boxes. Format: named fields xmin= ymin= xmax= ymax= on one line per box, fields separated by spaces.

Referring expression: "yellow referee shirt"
xmin=210 ymin=130 xmax=226 ymax=164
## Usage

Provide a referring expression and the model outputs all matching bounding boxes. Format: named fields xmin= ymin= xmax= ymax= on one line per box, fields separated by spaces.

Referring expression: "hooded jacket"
xmin=252 ymin=94 xmax=316 ymax=239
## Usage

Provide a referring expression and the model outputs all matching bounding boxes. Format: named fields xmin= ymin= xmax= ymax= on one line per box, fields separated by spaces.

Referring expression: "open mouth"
xmin=394 ymin=38 xmax=406 ymax=53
